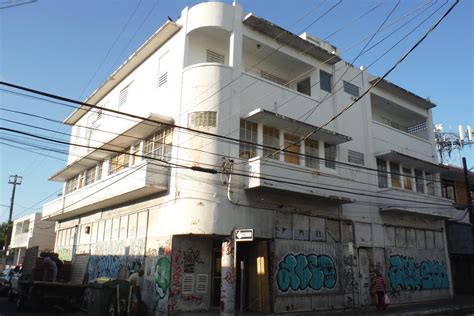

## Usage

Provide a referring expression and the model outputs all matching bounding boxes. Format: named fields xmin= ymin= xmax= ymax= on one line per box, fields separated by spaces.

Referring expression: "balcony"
xmin=43 ymin=161 xmax=170 ymax=221
xmin=244 ymin=157 xmax=354 ymax=204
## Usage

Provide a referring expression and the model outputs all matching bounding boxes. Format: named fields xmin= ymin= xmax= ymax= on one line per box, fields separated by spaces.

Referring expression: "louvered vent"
xmin=182 ymin=274 xmax=195 ymax=294
xmin=196 ymin=274 xmax=208 ymax=293
xmin=158 ymin=72 xmax=168 ymax=87
xmin=206 ymin=49 xmax=225 ymax=64
xmin=260 ymin=71 xmax=288 ymax=86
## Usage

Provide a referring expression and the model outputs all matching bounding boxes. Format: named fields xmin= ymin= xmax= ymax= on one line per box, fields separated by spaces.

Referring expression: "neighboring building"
xmin=42 ymin=2 xmax=461 ymax=314
xmin=9 ymin=212 xmax=56 ymax=266
xmin=440 ymin=165 xmax=474 ymax=294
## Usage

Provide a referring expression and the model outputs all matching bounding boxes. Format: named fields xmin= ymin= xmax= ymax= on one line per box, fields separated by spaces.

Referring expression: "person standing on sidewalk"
xmin=371 ymin=270 xmax=388 ymax=311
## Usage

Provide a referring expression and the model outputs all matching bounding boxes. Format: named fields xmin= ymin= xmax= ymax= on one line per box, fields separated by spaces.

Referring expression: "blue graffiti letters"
xmin=277 ymin=253 xmax=337 ymax=292
xmin=388 ymin=255 xmax=448 ymax=291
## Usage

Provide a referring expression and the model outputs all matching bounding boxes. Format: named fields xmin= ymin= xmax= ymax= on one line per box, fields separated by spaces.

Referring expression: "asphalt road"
xmin=0 ymin=296 xmax=85 ymax=316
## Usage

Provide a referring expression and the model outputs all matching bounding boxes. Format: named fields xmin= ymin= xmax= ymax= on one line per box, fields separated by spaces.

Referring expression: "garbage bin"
xmin=88 ymin=278 xmax=132 ymax=316
xmin=88 ymin=278 xmax=117 ymax=316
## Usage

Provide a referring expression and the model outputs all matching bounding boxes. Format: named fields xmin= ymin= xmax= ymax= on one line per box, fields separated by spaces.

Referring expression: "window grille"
xmin=403 ymin=167 xmax=413 ymax=190
xmin=143 ymin=128 xmax=173 ymax=161
xmin=239 ymin=119 xmax=257 ymax=159
xmin=407 ymin=122 xmax=427 ymax=134
xmin=376 ymin=158 xmax=388 ymax=188
xmin=390 ymin=162 xmax=401 ymax=188
xmin=343 ymin=81 xmax=360 ymax=97
xmin=304 ymin=139 xmax=319 ymax=169
xmin=188 ymin=111 xmax=217 ymax=128
xmin=206 ymin=49 xmax=225 ymax=64
xmin=415 ymin=169 xmax=424 ymax=193
xmin=263 ymin=126 xmax=280 ymax=160
xmin=85 ymin=167 xmax=96 ymax=186
xmin=320 ymin=70 xmax=332 ymax=92
xmin=324 ymin=143 xmax=336 ymax=169
xmin=348 ymin=149 xmax=364 ymax=165
xmin=260 ymin=70 xmax=288 ymax=86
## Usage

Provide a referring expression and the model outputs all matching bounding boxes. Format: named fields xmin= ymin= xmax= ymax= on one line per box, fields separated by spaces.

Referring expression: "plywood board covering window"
xmin=284 ymin=133 xmax=300 ymax=165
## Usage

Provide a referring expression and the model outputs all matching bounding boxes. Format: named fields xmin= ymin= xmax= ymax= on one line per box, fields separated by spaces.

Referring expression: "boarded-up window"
xmin=284 ymin=133 xmax=300 ymax=165
xmin=390 ymin=162 xmax=401 ymax=188
xmin=188 ymin=111 xmax=217 ymax=128
xmin=104 ymin=219 xmax=112 ymax=241
xmin=343 ymin=81 xmax=360 ymax=97
xmin=324 ymin=143 xmax=336 ymax=169
xmin=97 ymin=221 xmax=105 ymax=242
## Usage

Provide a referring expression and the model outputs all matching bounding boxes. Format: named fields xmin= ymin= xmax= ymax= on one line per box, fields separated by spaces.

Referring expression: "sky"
xmin=0 ymin=0 xmax=472 ymax=223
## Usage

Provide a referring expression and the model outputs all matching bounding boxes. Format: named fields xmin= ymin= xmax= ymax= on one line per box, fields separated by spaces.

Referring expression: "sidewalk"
xmin=177 ymin=295 xmax=474 ymax=316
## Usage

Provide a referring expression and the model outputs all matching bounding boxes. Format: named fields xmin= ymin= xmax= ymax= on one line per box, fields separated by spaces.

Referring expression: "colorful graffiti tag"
xmin=276 ymin=253 xmax=337 ymax=292
xmin=87 ymin=255 xmax=122 ymax=280
xmin=388 ymin=255 xmax=449 ymax=290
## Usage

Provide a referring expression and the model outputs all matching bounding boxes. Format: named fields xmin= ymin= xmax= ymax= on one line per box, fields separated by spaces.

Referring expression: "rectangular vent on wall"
xmin=206 ymin=49 xmax=225 ymax=64
xmin=196 ymin=274 xmax=208 ymax=293
xmin=182 ymin=273 xmax=195 ymax=294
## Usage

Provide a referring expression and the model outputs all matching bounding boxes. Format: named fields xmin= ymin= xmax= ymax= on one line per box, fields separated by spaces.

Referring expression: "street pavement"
xmin=1 ymin=294 xmax=473 ymax=315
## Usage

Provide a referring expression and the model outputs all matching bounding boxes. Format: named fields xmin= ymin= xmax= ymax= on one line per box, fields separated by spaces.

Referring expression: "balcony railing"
xmin=244 ymin=157 xmax=353 ymax=204
xmin=372 ymin=121 xmax=434 ymax=162
xmin=43 ymin=161 xmax=170 ymax=221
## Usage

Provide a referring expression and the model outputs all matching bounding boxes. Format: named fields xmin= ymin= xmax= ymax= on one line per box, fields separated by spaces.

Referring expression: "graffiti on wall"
xmin=388 ymin=255 xmax=449 ymax=291
xmin=276 ymin=253 xmax=337 ymax=292
xmin=87 ymin=255 xmax=122 ymax=280
xmin=182 ymin=247 xmax=204 ymax=273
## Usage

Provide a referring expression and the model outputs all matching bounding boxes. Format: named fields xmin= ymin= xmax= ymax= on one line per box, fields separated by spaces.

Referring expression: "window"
xmin=22 ymin=220 xmax=29 ymax=233
xmin=263 ymin=126 xmax=280 ymax=160
xmin=188 ymin=111 xmax=217 ymax=128
xmin=425 ymin=173 xmax=435 ymax=196
xmin=85 ymin=166 xmax=96 ymax=186
xmin=343 ymin=81 xmax=360 ymax=97
xmin=377 ymin=158 xmax=388 ymax=188
xmin=390 ymin=162 xmax=401 ymax=188
xmin=206 ymin=49 xmax=225 ymax=64
xmin=297 ymin=77 xmax=311 ymax=96
xmin=118 ymin=85 xmax=130 ymax=108
xmin=348 ymin=150 xmax=364 ymax=165
xmin=320 ymin=70 xmax=332 ymax=92
xmin=109 ymin=151 xmax=129 ymax=175
xmin=442 ymin=180 xmax=456 ymax=201
xmin=260 ymin=70 xmax=288 ymax=86
xmin=86 ymin=109 xmax=102 ymax=146
xmin=324 ymin=143 xmax=336 ymax=169
xmin=239 ymin=119 xmax=257 ymax=160
xmin=143 ymin=128 xmax=173 ymax=161
xmin=97 ymin=162 xmax=103 ymax=181
xmin=415 ymin=169 xmax=424 ymax=193
xmin=157 ymin=52 xmax=169 ymax=87
xmin=129 ymin=144 xmax=140 ymax=166
xmin=284 ymin=133 xmax=300 ymax=165
xmin=403 ymin=167 xmax=413 ymax=190
xmin=65 ymin=176 xmax=78 ymax=194
xmin=304 ymin=139 xmax=319 ymax=169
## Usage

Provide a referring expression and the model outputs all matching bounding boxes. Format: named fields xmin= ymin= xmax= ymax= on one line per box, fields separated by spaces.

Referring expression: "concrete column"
xmin=220 ymin=238 xmax=235 ymax=316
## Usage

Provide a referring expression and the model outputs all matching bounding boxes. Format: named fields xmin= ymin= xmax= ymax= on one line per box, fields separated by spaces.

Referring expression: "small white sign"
xmin=348 ymin=242 xmax=354 ymax=255
xmin=235 ymin=229 xmax=254 ymax=241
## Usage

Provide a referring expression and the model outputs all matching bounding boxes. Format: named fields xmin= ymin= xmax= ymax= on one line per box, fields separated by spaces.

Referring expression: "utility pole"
xmin=5 ymin=175 xmax=22 ymax=250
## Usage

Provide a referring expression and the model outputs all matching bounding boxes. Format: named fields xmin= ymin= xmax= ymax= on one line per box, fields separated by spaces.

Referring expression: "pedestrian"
xmin=128 ymin=269 xmax=145 ymax=315
xmin=42 ymin=255 xmax=57 ymax=282
xmin=371 ymin=270 xmax=388 ymax=311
